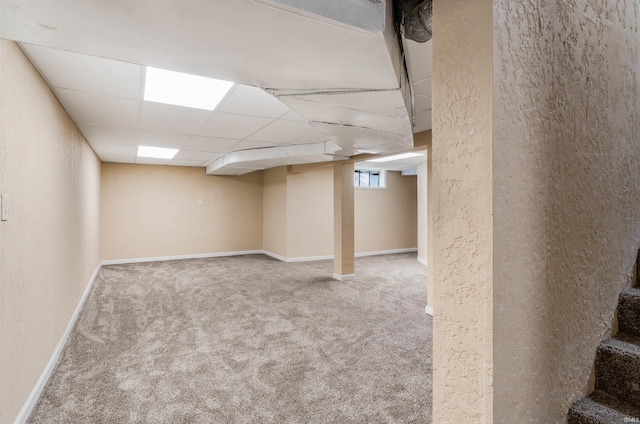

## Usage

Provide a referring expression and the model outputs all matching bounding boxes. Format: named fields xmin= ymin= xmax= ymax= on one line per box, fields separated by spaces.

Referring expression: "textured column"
xmin=432 ymin=0 xmax=493 ymax=422
xmin=333 ymin=162 xmax=354 ymax=280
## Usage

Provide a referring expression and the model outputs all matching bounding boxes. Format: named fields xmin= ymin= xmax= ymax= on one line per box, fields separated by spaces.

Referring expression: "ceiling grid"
xmin=6 ymin=0 xmax=431 ymax=174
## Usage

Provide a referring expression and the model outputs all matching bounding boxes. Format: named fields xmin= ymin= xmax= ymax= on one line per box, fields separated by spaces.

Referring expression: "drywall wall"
xmin=280 ymin=166 xmax=418 ymax=259
xmin=413 ymin=130 xmax=432 ymax=308
xmin=417 ymin=162 xmax=427 ymax=263
xmin=100 ymin=163 xmax=263 ymax=260
xmin=431 ymin=0 xmax=494 ymax=422
xmin=101 ymin=161 xmax=416 ymax=263
xmin=263 ymin=166 xmax=288 ymax=257
xmin=433 ymin=0 xmax=640 ymax=422
xmin=286 ymin=166 xmax=333 ymax=258
xmin=0 ymin=40 xmax=101 ymax=424
xmin=355 ymin=171 xmax=417 ymax=253
xmin=492 ymin=1 xmax=640 ymax=422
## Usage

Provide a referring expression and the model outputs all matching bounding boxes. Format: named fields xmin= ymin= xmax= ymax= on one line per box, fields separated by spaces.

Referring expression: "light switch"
xmin=198 ymin=199 xmax=203 ymax=206
xmin=1 ymin=194 xmax=8 ymax=221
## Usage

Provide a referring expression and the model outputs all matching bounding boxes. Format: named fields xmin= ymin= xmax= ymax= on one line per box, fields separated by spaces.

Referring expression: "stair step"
xmin=596 ymin=334 xmax=640 ymax=406
xmin=619 ymin=288 xmax=640 ymax=337
xmin=569 ymin=390 xmax=640 ymax=424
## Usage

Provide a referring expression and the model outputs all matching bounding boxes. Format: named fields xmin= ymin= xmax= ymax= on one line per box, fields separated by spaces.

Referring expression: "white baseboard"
xmin=263 ymin=248 xmax=418 ymax=263
xmin=425 ymin=305 xmax=433 ymax=316
xmin=262 ymin=250 xmax=289 ymax=262
xmin=263 ymin=250 xmax=333 ymax=263
xmin=101 ymin=250 xmax=264 ymax=266
xmin=355 ymin=248 xmax=417 ymax=258
xmin=287 ymin=254 xmax=334 ymax=262
xmin=14 ymin=263 xmax=102 ymax=424
xmin=101 ymin=248 xmax=418 ymax=267
xmin=417 ymin=257 xmax=428 ymax=267
xmin=333 ymin=273 xmax=356 ymax=281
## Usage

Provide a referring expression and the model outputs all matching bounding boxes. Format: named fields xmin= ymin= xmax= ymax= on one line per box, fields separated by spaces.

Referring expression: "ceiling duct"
xmin=395 ymin=0 xmax=433 ymax=43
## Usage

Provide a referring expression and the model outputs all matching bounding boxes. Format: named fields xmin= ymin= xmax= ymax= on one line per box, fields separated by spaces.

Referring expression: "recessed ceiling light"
xmin=137 ymin=145 xmax=179 ymax=159
xmin=144 ymin=67 xmax=233 ymax=110
xmin=368 ymin=152 xmax=425 ymax=163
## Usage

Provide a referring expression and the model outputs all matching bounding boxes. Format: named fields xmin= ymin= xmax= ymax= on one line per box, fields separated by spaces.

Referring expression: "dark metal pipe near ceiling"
xmin=395 ymin=0 xmax=433 ymax=43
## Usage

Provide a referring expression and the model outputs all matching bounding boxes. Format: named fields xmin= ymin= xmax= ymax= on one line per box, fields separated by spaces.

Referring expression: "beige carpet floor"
xmin=28 ymin=253 xmax=432 ymax=423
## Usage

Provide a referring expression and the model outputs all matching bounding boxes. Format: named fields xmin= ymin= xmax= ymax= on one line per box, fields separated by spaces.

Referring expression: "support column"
xmin=426 ymin=140 xmax=434 ymax=316
xmin=333 ymin=162 xmax=354 ymax=280
xmin=432 ymin=0 xmax=493 ymax=422
xmin=415 ymin=131 xmax=433 ymax=315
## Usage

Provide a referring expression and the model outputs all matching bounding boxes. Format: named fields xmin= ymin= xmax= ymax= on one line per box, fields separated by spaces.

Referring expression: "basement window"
xmin=354 ymin=170 xmax=385 ymax=188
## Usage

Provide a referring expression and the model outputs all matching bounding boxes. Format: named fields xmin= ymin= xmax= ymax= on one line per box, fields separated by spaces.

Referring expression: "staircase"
xmin=569 ymin=254 xmax=640 ymax=423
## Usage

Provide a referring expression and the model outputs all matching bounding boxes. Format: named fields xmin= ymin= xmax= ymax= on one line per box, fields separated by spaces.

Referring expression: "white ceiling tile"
xmin=198 ymin=112 xmax=272 ymax=140
xmin=55 ymin=88 xmax=141 ymax=127
xmin=286 ymin=130 xmax=331 ymax=145
xmin=140 ymin=101 xmax=213 ymax=134
xmin=89 ymin=142 xmax=138 ymax=157
xmin=172 ymin=150 xmax=218 ymax=162
xmin=280 ymin=110 xmax=307 ymax=122
xmin=414 ymin=76 xmax=432 ymax=98
xmin=136 ymin=157 xmax=171 ymax=165
xmin=76 ymin=124 xmax=139 ymax=146
xmin=414 ymin=109 xmax=432 ymax=133
xmin=169 ymin=159 xmax=206 ymax=167
xmin=22 ymin=43 xmax=142 ymax=99
xmin=406 ymin=39 xmax=432 ymax=81
xmin=281 ymin=90 xmax=405 ymax=116
xmin=233 ymin=140 xmax=279 ymax=151
xmin=184 ymin=136 xmax=238 ymax=153
xmin=138 ymin=130 xmax=191 ymax=149
xmin=401 ymin=157 xmax=427 ymax=165
xmin=218 ymin=84 xmax=290 ymax=118
xmin=414 ymin=94 xmax=431 ymax=114
xmin=246 ymin=119 xmax=316 ymax=144
xmin=357 ymin=163 xmax=417 ymax=172
xmin=208 ymin=166 xmax=263 ymax=176
xmin=99 ymin=154 xmax=136 ymax=164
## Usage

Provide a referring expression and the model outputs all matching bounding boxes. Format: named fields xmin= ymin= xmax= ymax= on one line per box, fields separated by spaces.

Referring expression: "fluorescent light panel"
xmin=144 ymin=67 xmax=233 ymax=110
xmin=369 ymin=152 xmax=425 ymax=163
xmin=137 ymin=145 xmax=179 ymax=159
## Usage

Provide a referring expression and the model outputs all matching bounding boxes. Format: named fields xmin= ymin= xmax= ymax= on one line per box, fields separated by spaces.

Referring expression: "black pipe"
xmin=394 ymin=0 xmax=432 ymax=43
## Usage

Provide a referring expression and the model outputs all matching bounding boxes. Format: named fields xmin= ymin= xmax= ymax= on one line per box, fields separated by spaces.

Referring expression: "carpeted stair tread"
xmin=601 ymin=333 xmax=640 ymax=352
xmin=568 ymin=254 xmax=640 ymax=421
xmin=569 ymin=390 xmax=640 ymax=424
xmin=618 ymin=288 xmax=640 ymax=337
xmin=613 ymin=331 xmax=640 ymax=347
xmin=596 ymin=335 xmax=640 ymax=406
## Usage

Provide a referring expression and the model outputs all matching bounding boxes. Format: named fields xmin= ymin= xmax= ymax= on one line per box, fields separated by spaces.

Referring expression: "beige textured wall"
xmin=433 ymin=0 xmax=640 ymax=422
xmin=263 ymin=166 xmax=288 ymax=257
xmin=493 ymin=1 xmax=640 ymax=422
xmin=100 ymin=164 xmax=263 ymax=260
xmin=355 ymin=171 xmax=417 ymax=253
xmin=432 ymin=0 xmax=494 ymax=422
xmin=0 ymin=40 xmax=101 ymax=424
xmin=286 ymin=166 xmax=333 ymax=258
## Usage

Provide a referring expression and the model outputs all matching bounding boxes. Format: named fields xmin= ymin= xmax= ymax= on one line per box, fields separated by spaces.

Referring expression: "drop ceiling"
xmin=355 ymin=152 xmax=427 ymax=172
xmin=2 ymin=0 xmax=432 ymax=173
xmin=21 ymin=43 xmax=330 ymax=167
